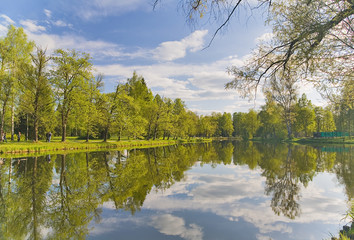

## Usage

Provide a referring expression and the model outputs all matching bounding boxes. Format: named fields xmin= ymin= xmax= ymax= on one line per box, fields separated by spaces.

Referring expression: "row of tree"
xmin=0 ymin=25 xmax=351 ymax=142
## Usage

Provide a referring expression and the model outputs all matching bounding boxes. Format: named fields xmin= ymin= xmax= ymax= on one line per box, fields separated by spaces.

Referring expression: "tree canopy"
xmin=0 ymin=25 xmax=350 ymax=142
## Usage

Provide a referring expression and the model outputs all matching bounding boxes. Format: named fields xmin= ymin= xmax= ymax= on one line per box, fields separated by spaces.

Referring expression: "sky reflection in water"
xmin=0 ymin=142 xmax=351 ymax=240
xmin=87 ymin=143 xmax=351 ymax=240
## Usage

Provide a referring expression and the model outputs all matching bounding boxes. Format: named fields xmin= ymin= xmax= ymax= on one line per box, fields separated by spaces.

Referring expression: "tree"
xmin=125 ymin=72 xmax=153 ymax=139
xmin=113 ymin=84 xmax=141 ymax=141
xmin=322 ymin=108 xmax=336 ymax=132
xmin=198 ymin=115 xmax=217 ymax=138
xmin=218 ymin=112 xmax=234 ymax=137
xmin=332 ymin=79 xmax=353 ymax=136
xmin=233 ymin=112 xmax=246 ymax=138
xmin=258 ymin=93 xmax=286 ymax=139
xmin=185 ymin=110 xmax=199 ymax=139
xmin=20 ymin=47 xmax=54 ymax=141
xmin=265 ymin=72 xmax=298 ymax=138
xmin=82 ymin=74 xmax=104 ymax=142
xmin=155 ymin=0 xmax=352 ymax=98
xmin=224 ymin=0 xmax=352 ymax=100
xmin=171 ymin=98 xmax=188 ymax=139
xmin=0 ymin=25 xmax=34 ymax=140
xmin=51 ymin=49 xmax=93 ymax=142
xmin=244 ymin=109 xmax=261 ymax=139
xmin=293 ymin=94 xmax=316 ymax=137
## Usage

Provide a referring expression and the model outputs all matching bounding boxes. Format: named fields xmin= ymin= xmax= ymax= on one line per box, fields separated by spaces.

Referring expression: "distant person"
xmin=18 ymin=132 xmax=21 ymax=142
xmin=46 ymin=132 xmax=49 ymax=142
xmin=3 ymin=133 xmax=7 ymax=143
xmin=48 ymin=132 xmax=52 ymax=142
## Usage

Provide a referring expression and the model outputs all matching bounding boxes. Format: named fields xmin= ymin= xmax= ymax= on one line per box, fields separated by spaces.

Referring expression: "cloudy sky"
xmin=1 ymin=0 xmax=325 ymax=114
xmin=91 ymin=163 xmax=347 ymax=240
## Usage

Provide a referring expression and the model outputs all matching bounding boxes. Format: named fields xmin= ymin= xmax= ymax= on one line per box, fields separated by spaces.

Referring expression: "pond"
xmin=0 ymin=141 xmax=352 ymax=240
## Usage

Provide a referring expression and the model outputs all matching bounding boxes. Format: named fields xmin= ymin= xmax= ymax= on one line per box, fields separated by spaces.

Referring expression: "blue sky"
xmin=0 ymin=0 xmax=325 ymax=114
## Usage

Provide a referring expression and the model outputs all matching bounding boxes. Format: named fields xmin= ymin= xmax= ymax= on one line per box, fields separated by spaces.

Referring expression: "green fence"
xmin=313 ymin=132 xmax=350 ymax=138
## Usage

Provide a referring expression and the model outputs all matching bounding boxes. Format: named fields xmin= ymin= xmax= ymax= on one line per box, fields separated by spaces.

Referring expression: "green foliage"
xmin=0 ymin=25 xmax=34 ymax=140
xmin=0 ymin=25 xmax=349 ymax=145
xmin=51 ymin=49 xmax=93 ymax=142
xmin=293 ymin=94 xmax=316 ymax=137
xmin=20 ymin=47 xmax=54 ymax=141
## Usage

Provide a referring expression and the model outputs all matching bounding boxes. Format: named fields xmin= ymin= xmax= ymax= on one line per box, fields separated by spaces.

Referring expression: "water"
xmin=0 ymin=141 xmax=352 ymax=240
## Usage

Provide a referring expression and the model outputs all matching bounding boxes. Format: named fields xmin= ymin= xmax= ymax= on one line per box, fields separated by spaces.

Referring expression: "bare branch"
xmin=203 ymin=0 xmax=243 ymax=49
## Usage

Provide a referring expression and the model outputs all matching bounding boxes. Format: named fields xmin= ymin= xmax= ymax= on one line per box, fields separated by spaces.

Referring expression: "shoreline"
xmin=0 ymin=138 xmax=213 ymax=157
xmin=0 ymin=137 xmax=351 ymax=158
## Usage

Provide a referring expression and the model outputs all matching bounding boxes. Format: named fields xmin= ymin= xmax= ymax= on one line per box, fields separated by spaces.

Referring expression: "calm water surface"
xmin=0 ymin=141 xmax=352 ymax=240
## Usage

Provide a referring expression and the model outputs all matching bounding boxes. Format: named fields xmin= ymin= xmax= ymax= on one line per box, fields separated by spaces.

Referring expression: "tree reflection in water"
xmin=0 ymin=142 xmax=351 ymax=239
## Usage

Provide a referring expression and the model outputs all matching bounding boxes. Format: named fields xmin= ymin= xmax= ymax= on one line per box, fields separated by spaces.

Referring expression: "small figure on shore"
xmin=48 ymin=131 xmax=52 ymax=142
xmin=3 ymin=132 xmax=7 ymax=143
xmin=18 ymin=132 xmax=21 ymax=142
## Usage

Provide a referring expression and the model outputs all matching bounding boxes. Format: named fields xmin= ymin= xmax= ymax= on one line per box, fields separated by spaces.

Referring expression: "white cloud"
xmin=150 ymin=214 xmax=203 ymax=240
xmin=77 ymin=0 xmax=149 ymax=20
xmin=44 ymin=9 xmax=52 ymax=18
xmin=10 ymin=19 xmax=322 ymax=113
xmin=20 ymin=19 xmax=46 ymax=33
xmin=1 ymin=14 xmax=15 ymax=25
xmin=25 ymin=31 xmax=121 ymax=58
xmin=142 ymin=166 xmax=347 ymax=237
xmin=0 ymin=14 xmax=15 ymax=36
xmin=95 ymin=53 xmax=245 ymax=107
xmin=52 ymin=20 xmax=73 ymax=28
xmin=255 ymin=32 xmax=274 ymax=44
xmin=153 ymin=30 xmax=208 ymax=61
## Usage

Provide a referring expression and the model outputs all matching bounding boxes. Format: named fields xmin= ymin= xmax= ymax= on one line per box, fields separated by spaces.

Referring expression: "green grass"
xmin=0 ymin=137 xmax=213 ymax=157
xmin=0 ymin=138 xmax=179 ymax=156
xmin=179 ymin=137 xmax=213 ymax=143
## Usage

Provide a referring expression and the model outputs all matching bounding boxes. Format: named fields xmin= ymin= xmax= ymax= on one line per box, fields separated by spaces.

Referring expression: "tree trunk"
xmin=11 ymin=103 xmax=14 ymax=141
xmin=153 ymin=125 xmax=158 ymax=140
xmin=34 ymin=115 xmax=39 ymax=142
xmin=0 ymin=100 xmax=7 ymax=142
xmin=86 ymin=129 xmax=89 ymax=142
xmin=26 ymin=114 xmax=29 ymax=141
xmin=61 ymin=110 xmax=69 ymax=142
xmin=62 ymin=123 xmax=66 ymax=142
xmin=103 ymin=126 xmax=108 ymax=142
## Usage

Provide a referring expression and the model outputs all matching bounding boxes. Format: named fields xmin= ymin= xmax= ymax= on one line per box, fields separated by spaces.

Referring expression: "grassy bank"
xmin=0 ymin=138 xmax=179 ymax=155
xmin=0 ymin=137 xmax=214 ymax=156
xmin=249 ymin=137 xmax=353 ymax=144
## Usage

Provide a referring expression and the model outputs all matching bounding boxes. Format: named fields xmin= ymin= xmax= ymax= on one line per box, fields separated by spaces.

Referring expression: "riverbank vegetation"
xmin=0 ymin=137 xmax=181 ymax=155
xmin=0 ymin=25 xmax=352 ymax=147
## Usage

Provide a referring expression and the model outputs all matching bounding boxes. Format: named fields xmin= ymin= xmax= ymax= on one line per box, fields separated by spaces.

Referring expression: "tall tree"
xmin=172 ymin=98 xmax=188 ymax=139
xmin=82 ymin=74 xmax=104 ymax=142
xmin=218 ymin=112 xmax=234 ymax=137
xmin=332 ymin=79 xmax=353 ymax=135
xmin=223 ymin=0 xmax=353 ymax=100
xmin=314 ymin=106 xmax=325 ymax=133
xmin=322 ymin=108 xmax=336 ymax=132
xmin=244 ymin=109 xmax=261 ymax=139
xmin=258 ymin=93 xmax=286 ymax=139
xmin=265 ymin=72 xmax=298 ymax=138
xmin=155 ymin=0 xmax=352 ymax=99
xmin=293 ymin=94 xmax=316 ymax=137
xmin=0 ymin=25 xmax=34 ymax=140
xmin=51 ymin=49 xmax=93 ymax=142
xmin=20 ymin=47 xmax=53 ymax=141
